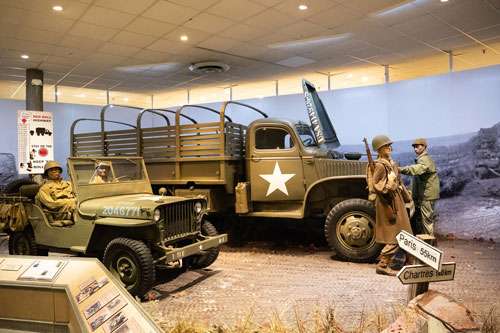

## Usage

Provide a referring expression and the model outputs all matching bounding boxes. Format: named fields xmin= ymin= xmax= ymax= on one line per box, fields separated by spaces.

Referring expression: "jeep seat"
xmin=19 ymin=184 xmax=42 ymax=202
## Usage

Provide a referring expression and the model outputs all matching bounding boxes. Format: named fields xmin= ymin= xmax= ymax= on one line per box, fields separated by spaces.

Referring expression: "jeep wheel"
xmin=191 ymin=220 xmax=220 ymax=269
xmin=103 ymin=238 xmax=155 ymax=297
xmin=9 ymin=228 xmax=48 ymax=256
xmin=325 ymin=199 xmax=382 ymax=262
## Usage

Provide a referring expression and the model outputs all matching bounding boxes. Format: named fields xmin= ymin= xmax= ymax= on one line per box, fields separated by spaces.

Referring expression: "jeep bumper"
xmin=155 ymin=233 xmax=227 ymax=264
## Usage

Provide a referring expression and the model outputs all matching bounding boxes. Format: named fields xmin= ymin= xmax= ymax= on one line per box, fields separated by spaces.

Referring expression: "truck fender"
xmin=301 ymin=175 xmax=368 ymax=215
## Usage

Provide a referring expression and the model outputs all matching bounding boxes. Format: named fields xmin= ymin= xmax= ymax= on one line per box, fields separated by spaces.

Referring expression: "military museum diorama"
xmin=0 ymin=156 xmax=227 ymax=296
xmin=69 ymin=79 xmax=382 ymax=263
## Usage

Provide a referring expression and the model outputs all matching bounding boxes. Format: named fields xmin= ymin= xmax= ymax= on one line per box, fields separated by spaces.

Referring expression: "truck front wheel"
xmin=324 ymin=199 xmax=382 ymax=263
xmin=103 ymin=238 xmax=155 ymax=297
xmin=190 ymin=220 xmax=220 ymax=269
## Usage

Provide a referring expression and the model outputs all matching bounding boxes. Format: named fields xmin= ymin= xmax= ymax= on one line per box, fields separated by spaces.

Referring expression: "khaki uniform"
xmin=399 ymin=152 xmax=439 ymax=235
xmin=369 ymin=157 xmax=412 ymax=252
xmin=36 ymin=179 xmax=77 ymax=220
xmin=90 ymin=175 xmax=110 ymax=183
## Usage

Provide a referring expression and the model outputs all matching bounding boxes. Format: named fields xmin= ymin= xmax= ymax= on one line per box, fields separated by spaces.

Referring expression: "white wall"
xmin=1 ymin=64 xmax=500 ymax=176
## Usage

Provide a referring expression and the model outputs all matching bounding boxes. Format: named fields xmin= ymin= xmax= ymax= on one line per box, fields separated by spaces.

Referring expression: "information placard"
xmin=17 ymin=110 xmax=54 ymax=174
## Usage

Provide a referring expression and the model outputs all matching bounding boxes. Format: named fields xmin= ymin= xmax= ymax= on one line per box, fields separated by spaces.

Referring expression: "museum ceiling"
xmin=0 ymin=0 xmax=499 ymax=105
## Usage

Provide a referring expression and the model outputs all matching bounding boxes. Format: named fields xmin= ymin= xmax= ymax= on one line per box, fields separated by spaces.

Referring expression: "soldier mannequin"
xmin=368 ymin=135 xmax=413 ymax=276
xmin=90 ymin=162 xmax=112 ymax=183
xmin=398 ymin=138 xmax=440 ymax=235
xmin=36 ymin=161 xmax=77 ymax=225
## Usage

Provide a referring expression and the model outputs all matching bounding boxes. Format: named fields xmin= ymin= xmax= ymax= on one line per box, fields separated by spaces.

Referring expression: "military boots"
xmin=376 ymin=255 xmax=399 ymax=276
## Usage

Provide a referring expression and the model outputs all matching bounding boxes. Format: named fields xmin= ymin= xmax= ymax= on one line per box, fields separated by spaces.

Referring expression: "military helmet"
xmin=372 ymin=135 xmax=393 ymax=151
xmin=44 ymin=160 xmax=63 ymax=175
xmin=95 ymin=161 xmax=111 ymax=169
xmin=412 ymin=138 xmax=427 ymax=147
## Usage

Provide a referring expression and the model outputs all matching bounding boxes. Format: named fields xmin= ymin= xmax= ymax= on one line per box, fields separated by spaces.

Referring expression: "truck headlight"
xmin=194 ymin=201 xmax=203 ymax=214
xmin=154 ymin=208 xmax=162 ymax=222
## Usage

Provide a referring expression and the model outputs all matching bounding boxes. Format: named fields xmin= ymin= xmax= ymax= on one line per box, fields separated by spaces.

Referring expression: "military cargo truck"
xmin=0 ymin=156 xmax=226 ymax=296
xmin=70 ymin=79 xmax=381 ymax=262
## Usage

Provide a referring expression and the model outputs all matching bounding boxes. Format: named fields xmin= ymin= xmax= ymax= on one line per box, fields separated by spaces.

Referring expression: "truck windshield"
xmin=72 ymin=159 xmax=147 ymax=185
xmin=295 ymin=123 xmax=318 ymax=147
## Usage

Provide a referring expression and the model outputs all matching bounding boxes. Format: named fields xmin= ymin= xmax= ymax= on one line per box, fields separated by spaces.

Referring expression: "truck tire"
xmin=103 ymin=238 xmax=155 ymax=297
xmin=324 ymin=198 xmax=382 ymax=263
xmin=9 ymin=228 xmax=48 ymax=256
xmin=2 ymin=178 xmax=37 ymax=195
xmin=191 ymin=220 xmax=220 ymax=269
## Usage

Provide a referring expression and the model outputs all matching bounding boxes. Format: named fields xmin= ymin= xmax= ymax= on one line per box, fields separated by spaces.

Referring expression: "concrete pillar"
xmin=26 ymin=68 xmax=43 ymax=111
xmin=385 ymin=65 xmax=389 ymax=84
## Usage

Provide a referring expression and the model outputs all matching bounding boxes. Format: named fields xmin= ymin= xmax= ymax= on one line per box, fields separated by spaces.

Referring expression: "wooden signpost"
xmin=397 ymin=231 xmax=443 ymax=271
xmin=396 ymin=231 xmax=456 ymax=301
xmin=397 ymin=263 xmax=456 ymax=284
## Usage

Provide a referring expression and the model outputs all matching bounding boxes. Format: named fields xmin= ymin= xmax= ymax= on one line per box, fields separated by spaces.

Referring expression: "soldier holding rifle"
xmin=364 ymin=135 xmax=413 ymax=276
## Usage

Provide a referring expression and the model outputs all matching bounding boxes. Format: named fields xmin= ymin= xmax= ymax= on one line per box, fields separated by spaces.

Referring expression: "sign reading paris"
xmin=397 ymin=231 xmax=443 ymax=271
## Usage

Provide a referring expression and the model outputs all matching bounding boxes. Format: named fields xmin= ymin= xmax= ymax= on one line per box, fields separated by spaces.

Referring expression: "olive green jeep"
xmin=0 ymin=156 xmax=227 ymax=296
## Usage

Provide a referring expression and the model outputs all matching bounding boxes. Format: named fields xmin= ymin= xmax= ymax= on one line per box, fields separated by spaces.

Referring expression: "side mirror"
xmin=158 ymin=187 xmax=167 ymax=196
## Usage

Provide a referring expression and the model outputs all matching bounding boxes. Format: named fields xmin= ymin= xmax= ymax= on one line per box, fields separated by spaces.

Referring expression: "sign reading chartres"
xmin=397 ymin=231 xmax=443 ymax=271
xmin=397 ymin=262 xmax=456 ymax=284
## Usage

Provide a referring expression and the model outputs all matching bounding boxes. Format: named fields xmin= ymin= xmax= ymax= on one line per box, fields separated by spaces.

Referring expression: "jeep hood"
xmin=79 ymin=194 xmax=194 ymax=219
xmin=302 ymin=78 xmax=340 ymax=149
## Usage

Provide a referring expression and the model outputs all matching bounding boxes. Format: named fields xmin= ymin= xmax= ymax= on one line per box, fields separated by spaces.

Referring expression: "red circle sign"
xmin=39 ymin=148 xmax=48 ymax=157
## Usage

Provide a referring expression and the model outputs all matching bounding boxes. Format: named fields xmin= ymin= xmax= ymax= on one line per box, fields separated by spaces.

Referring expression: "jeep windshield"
xmin=295 ymin=123 xmax=318 ymax=147
xmin=68 ymin=157 xmax=152 ymax=201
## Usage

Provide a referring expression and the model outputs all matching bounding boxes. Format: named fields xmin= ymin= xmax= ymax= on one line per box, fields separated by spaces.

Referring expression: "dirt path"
xmin=142 ymin=239 xmax=500 ymax=329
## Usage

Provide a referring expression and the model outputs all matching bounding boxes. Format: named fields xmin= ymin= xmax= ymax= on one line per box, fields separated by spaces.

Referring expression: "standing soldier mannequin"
xmin=35 ymin=161 xmax=76 ymax=226
xmin=398 ymin=138 xmax=440 ymax=235
xmin=367 ymin=135 xmax=413 ymax=276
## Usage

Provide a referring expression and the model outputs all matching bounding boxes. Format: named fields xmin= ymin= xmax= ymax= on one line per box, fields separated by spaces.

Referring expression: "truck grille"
xmin=316 ymin=159 xmax=367 ymax=178
xmin=163 ymin=201 xmax=198 ymax=240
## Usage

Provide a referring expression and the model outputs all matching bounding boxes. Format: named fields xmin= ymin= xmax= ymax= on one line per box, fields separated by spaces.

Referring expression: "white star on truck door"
xmin=259 ymin=162 xmax=295 ymax=196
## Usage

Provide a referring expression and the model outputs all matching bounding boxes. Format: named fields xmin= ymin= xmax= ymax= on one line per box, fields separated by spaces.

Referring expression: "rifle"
xmin=363 ymin=138 xmax=396 ymax=221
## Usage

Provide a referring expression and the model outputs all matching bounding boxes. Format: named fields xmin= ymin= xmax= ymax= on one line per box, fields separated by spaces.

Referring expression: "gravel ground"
xmin=141 ymin=238 xmax=500 ymax=329
xmin=1 ymin=234 xmax=498 ymax=330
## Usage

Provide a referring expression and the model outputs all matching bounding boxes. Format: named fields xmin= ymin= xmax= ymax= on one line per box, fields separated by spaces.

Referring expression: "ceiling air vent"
xmin=189 ymin=62 xmax=230 ymax=74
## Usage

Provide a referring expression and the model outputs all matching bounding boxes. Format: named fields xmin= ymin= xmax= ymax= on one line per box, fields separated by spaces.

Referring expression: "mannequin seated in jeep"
xmin=89 ymin=161 xmax=113 ymax=183
xmin=35 ymin=161 xmax=76 ymax=227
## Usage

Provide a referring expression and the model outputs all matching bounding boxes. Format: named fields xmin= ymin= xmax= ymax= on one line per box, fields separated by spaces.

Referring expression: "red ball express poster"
xmin=17 ymin=110 xmax=54 ymax=174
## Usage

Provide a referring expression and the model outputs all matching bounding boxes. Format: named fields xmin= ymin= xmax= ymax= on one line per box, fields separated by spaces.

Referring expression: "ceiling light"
xmin=342 ymin=82 xmax=347 ymax=86
xmin=75 ymin=94 xmax=85 ymax=98
xmin=124 ymin=98 xmax=129 ymax=102
xmin=21 ymin=54 xmax=29 ymax=59
xmin=362 ymin=77 xmax=368 ymax=82
xmin=347 ymin=73 xmax=353 ymax=78
xmin=180 ymin=35 xmax=188 ymax=41
xmin=200 ymin=96 xmax=206 ymax=101
xmin=298 ymin=5 xmax=308 ymax=10
xmin=268 ymin=33 xmax=348 ymax=48
xmin=53 ymin=5 xmax=63 ymax=11
xmin=440 ymin=0 xmax=449 ymax=2
xmin=56 ymin=92 xmax=61 ymax=96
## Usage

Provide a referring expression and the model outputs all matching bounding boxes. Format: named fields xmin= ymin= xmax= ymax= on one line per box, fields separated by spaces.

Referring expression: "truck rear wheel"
xmin=103 ymin=238 xmax=155 ymax=297
xmin=325 ymin=199 xmax=382 ymax=263
xmin=9 ymin=228 xmax=48 ymax=256
xmin=191 ymin=220 xmax=220 ymax=269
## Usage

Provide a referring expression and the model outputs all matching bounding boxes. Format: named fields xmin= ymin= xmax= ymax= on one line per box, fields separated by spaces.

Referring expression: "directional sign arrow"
xmin=397 ymin=262 xmax=456 ymax=285
xmin=397 ymin=231 xmax=443 ymax=271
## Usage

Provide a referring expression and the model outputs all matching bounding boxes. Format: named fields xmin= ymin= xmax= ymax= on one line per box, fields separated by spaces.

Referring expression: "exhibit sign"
xmin=17 ymin=110 xmax=54 ymax=174
xmin=397 ymin=230 xmax=443 ymax=271
xmin=397 ymin=262 xmax=456 ymax=284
